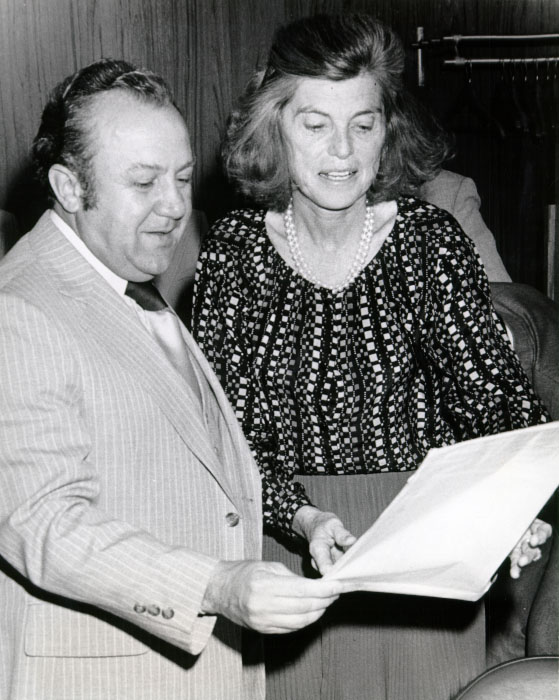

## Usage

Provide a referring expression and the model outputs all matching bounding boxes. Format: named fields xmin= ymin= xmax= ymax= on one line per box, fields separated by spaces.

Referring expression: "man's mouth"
xmin=145 ymin=228 xmax=176 ymax=235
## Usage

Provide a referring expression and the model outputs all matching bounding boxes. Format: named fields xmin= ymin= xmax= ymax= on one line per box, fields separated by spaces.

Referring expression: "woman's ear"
xmin=48 ymin=164 xmax=83 ymax=213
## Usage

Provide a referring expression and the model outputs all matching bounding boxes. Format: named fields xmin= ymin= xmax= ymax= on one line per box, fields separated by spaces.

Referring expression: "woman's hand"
xmin=509 ymin=518 xmax=552 ymax=579
xmin=293 ymin=506 xmax=357 ymax=575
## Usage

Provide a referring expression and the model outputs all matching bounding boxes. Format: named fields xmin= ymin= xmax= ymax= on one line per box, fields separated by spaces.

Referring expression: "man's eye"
xmin=134 ymin=181 xmax=154 ymax=189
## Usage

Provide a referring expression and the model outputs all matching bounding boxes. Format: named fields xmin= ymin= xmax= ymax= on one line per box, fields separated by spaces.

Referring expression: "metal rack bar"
xmin=415 ymin=27 xmax=559 ymax=86
xmin=445 ymin=56 xmax=559 ymax=66
xmin=415 ymin=33 xmax=559 ymax=47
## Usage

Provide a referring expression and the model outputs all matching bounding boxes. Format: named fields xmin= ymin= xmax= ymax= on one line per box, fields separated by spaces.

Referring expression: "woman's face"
xmin=280 ymin=73 xmax=386 ymax=212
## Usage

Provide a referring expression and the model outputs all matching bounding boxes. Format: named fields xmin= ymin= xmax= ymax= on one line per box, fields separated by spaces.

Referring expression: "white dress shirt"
xmin=50 ymin=211 xmax=203 ymax=386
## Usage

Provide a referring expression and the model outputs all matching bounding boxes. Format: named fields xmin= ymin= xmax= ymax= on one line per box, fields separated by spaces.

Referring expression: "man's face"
xmin=74 ymin=92 xmax=193 ymax=281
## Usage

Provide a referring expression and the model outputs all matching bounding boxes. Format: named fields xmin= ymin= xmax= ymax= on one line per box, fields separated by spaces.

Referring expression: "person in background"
xmin=192 ymin=14 xmax=551 ymax=700
xmin=0 ymin=58 xmax=350 ymax=700
xmin=419 ymin=169 xmax=511 ymax=283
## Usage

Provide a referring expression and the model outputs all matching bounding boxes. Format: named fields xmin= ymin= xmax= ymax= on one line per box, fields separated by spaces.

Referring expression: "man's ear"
xmin=48 ymin=164 xmax=83 ymax=213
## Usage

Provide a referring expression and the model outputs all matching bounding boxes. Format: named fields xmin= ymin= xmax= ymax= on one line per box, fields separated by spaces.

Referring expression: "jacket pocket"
xmin=24 ymin=602 xmax=149 ymax=658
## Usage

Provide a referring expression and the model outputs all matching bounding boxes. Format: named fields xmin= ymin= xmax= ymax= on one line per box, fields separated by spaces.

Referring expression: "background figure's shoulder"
xmin=204 ymin=208 xmax=266 ymax=253
xmin=416 ymin=169 xmax=511 ymax=283
xmin=397 ymin=193 xmax=462 ymax=232
xmin=417 ymin=169 xmax=469 ymax=214
xmin=397 ymin=194 xmax=478 ymax=263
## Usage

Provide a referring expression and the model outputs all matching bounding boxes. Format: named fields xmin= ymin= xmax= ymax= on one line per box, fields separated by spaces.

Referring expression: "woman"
xmin=192 ymin=14 xmax=550 ymax=700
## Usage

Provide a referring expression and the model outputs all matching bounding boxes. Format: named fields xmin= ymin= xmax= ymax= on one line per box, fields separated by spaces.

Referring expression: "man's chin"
xmin=141 ymin=255 xmax=176 ymax=279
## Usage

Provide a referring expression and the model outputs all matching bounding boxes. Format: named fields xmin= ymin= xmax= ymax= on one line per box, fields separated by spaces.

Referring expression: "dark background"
xmin=1 ymin=0 xmax=557 ymax=292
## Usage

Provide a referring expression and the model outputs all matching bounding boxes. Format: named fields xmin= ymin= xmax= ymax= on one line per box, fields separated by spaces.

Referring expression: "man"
xmin=0 ymin=59 xmax=348 ymax=700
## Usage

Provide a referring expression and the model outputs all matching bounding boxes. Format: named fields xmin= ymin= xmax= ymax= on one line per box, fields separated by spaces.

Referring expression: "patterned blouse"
xmin=192 ymin=197 xmax=549 ymax=535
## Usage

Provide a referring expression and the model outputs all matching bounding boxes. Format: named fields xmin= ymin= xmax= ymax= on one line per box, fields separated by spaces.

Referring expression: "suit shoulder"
xmin=0 ymin=234 xmax=45 ymax=295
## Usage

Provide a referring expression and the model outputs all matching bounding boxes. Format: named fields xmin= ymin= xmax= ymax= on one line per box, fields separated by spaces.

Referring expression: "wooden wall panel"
xmin=1 ymin=0 xmax=557 ymax=289
xmin=0 ymin=0 xmax=212 ymax=227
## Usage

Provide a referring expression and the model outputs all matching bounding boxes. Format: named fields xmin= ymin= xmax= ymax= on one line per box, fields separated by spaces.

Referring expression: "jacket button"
xmin=147 ymin=604 xmax=161 ymax=616
xmin=133 ymin=604 xmax=146 ymax=614
xmin=225 ymin=512 xmax=240 ymax=527
xmin=162 ymin=608 xmax=175 ymax=620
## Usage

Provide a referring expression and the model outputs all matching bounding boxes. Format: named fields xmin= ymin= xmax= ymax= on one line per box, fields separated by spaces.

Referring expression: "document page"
xmin=326 ymin=422 xmax=559 ymax=601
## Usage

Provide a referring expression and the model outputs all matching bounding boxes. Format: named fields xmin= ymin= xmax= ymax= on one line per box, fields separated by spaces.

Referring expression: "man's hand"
xmin=200 ymin=560 xmax=349 ymax=634
xmin=293 ymin=506 xmax=357 ymax=575
xmin=509 ymin=518 xmax=552 ymax=579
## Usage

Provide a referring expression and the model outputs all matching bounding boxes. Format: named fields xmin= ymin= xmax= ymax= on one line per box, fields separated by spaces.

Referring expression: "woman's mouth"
xmin=319 ymin=170 xmax=356 ymax=181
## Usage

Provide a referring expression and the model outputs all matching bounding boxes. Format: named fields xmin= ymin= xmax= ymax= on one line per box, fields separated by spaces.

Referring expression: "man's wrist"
xmin=200 ymin=560 xmax=226 ymax=616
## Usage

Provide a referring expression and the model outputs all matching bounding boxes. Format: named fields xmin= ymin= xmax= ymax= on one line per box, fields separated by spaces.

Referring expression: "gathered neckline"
xmin=258 ymin=198 xmax=402 ymax=295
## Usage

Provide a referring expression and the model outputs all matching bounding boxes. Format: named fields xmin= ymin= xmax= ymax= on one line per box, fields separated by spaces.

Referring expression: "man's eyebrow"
xmin=126 ymin=158 xmax=196 ymax=173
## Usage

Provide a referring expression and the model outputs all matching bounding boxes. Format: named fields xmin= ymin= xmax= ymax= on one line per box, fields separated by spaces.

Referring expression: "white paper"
xmin=325 ymin=422 xmax=559 ymax=601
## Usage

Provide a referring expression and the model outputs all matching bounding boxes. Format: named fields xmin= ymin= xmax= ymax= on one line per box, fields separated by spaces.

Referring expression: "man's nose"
xmin=328 ymin=127 xmax=353 ymax=159
xmin=156 ymin=183 xmax=188 ymax=219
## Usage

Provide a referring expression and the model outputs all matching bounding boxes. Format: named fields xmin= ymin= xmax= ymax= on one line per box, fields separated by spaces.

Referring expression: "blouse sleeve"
xmin=422 ymin=219 xmax=550 ymax=436
xmin=192 ymin=224 xmax=312 ymax=537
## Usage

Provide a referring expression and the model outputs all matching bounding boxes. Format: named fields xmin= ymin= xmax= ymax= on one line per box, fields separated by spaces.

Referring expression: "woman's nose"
xmin=328 ymin=127 xmax=353 ymax=159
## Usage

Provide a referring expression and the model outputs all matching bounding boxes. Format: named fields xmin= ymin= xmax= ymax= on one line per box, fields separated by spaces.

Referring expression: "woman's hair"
xmin=223 ymin=13 xmax=451 ymax=210
xmin=32 ymin=58 xmax=177 ymax=208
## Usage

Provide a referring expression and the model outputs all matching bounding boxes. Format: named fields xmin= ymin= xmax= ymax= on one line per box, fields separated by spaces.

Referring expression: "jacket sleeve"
xmin=0 ymin=293 xmax=218 ymax=655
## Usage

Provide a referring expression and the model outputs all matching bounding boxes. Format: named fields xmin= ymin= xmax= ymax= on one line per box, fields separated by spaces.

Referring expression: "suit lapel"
xmin=29 ymin=215 xmax=240 ymax=505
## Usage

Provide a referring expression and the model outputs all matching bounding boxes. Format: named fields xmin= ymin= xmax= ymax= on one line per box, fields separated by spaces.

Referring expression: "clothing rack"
xmin=414 ymin=28 xmax=559 ymax=86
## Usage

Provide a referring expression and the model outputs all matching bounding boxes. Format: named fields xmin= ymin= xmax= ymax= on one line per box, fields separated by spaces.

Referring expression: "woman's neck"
xmin=290 ymin=193 xmax=368 ymax=251
xmin=264 ymin=197 xmax=397 ymax=291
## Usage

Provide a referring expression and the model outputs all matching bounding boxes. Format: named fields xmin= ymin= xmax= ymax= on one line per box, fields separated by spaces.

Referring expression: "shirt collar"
xmin=50 ymin=210 xmax=127 ymax=296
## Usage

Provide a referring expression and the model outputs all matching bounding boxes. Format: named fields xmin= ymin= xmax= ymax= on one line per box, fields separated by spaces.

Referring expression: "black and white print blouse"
xmin=192 ymin=197 xmax=549 ymax=535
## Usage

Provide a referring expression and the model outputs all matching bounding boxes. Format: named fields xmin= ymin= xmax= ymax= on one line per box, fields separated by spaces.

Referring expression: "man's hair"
xmin=32 ymin=58 xmax=177 ymax=208
xmin=223 ymin=13 xmax=451 ymax=211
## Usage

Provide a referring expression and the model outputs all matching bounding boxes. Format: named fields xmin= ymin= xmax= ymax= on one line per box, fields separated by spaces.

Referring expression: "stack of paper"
xmin=326 ymin=422 xmax=559 ymax=601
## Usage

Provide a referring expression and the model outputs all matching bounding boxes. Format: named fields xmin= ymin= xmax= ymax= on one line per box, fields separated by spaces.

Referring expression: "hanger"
xmin=507 ymin=61 xmax=531 ymax=135
xmin=490 ymin=61 xmax=520 ymax=137
xmin=531 ymin=60 xmax=547 ymax=138
xmin=516 ymin=59 xmax=546 ymax=139
xmin=551 ymin=60 xmax=559 ymax=133
xmin=445 ymin=61 xmax=506 ymax=138
xmin=541 ymin=61 xmax=556 ymax=133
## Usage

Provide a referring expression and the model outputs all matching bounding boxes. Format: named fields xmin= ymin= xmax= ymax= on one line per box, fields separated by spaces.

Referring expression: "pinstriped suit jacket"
xmin=0 ymin=213 xmax=264 ymax=700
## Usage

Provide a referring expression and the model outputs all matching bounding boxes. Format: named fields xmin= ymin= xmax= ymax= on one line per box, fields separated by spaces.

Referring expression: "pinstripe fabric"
xmin=0 ymin=213 xmax=264 ymax=700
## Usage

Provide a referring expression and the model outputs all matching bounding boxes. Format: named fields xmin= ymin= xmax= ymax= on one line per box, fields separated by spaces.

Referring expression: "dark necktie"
xmin=125 ymin=281 xmax=202 ymax=401
xmin=125 ymin=280 xmax=167 ymax=312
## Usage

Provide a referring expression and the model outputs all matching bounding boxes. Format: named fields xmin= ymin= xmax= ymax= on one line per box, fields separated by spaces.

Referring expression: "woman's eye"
xmin=177 ymin=177 xmax=192 ymax=187
xmin=304 ymin=123 xmax=325 ymax=132
xmin=134 ymin=181 xmax=154 ymax=190
xmin=353 ymin=123 xmax=374 ymax=132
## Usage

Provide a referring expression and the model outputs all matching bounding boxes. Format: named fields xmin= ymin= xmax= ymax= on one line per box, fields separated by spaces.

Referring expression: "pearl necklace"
xmin=284 ymin=199 xmax=375 ymax=294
